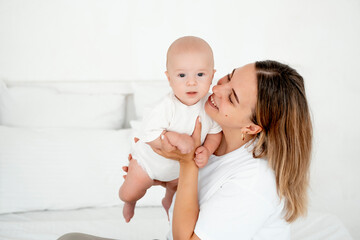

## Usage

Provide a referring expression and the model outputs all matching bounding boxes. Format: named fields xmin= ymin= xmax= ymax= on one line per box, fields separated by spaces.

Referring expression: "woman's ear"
xmin=245 ymin=124 xmax=262 ymax=135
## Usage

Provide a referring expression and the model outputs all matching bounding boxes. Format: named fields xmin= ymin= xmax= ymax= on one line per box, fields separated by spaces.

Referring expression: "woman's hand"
xmin=122 ymin=116 xmax=201 ymax=188
xmin=152 ymin=117 xmax=202 ymax=164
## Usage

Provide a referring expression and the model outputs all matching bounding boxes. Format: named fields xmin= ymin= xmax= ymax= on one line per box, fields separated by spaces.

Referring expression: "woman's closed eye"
xmin=226 ymin=72 xmax=239 ymax=104
xmin=228 ymin=93 xmax=233 ymax=104
xmin=227 ymin=74 xmax=233 ymax=104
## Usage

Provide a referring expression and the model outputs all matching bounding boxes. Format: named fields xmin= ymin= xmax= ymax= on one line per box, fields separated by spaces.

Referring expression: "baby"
xmin=119 ymin=36 xmax=222 ymax=223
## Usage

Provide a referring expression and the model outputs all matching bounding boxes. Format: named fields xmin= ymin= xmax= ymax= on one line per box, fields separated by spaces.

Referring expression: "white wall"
xmin=1 ymin=0 xmax=359 ymax=238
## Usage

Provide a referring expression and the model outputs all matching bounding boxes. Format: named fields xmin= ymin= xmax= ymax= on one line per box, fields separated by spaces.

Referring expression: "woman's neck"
xmin=215 ymin=127 xmax=254 ymax=156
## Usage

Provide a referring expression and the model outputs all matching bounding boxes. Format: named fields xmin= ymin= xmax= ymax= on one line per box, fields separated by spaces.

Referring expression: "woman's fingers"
xmin=122 ymin=166 xmax=129 ymax=180
xmin=153 ymin=147 xmax=180 ymax=161
xmin=191 ymin=116 xmax=202 ymax=148
xmin=152 ymin=121 xmax=201 ymax=163
xmin=123 ymin=155 xmax=130 ymax=180
xmin=152 ymin=147 xmax=164 ymax=157
xmin=161 ymin=133 xmax=176 ymax=152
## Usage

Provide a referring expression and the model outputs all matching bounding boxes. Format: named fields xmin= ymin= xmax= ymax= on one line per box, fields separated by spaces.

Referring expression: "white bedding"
xmin=290 ymin=211 xmax=353 ymax=240
xmin=0 ymin=81 xmax=354 ymax=240
xmin=0 ymin=206 xmax=169 ymax=240
xmin=0 ymin=207 xmax=353 ymax=240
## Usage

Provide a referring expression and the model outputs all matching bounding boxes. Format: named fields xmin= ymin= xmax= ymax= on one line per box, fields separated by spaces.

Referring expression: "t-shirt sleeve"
xmin=208 ymin=118 xmax=222 ymax=134
xmin=140 ymin=96 xmax=173 ymax=142
xmin=194 ymin=181 xmax=273 ymax=240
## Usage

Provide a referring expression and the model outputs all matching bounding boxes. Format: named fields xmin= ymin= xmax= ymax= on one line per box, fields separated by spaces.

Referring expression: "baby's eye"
xmin=179 ymin=73 xmax=185 ymax=78
xmin=198 ymin=73 xmax=204 ymax=77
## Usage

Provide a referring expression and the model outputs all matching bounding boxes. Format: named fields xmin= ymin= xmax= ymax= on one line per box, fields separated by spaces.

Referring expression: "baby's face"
xmin=166 ymin=50 xmax=215 ymax=106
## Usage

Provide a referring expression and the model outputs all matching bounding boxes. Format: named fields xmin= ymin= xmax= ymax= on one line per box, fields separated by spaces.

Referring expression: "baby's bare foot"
xmin=123 ymin=202 xmax=136 ymax=223
xmin=162 ymin=197 xmax=172 ymax=220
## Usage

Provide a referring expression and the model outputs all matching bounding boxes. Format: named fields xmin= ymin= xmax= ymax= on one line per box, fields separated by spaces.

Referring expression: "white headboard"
xmin=4 ymin=80 xmax=168 ymax=128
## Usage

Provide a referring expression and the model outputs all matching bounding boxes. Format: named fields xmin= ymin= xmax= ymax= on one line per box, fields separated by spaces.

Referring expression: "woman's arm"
xmin=153 ymin=117 xmax=202 ymax=240
xmin=173 ymin=154 xmax=199 ymax=240
xmin=147 ymin=131 xmax=195 ymax=154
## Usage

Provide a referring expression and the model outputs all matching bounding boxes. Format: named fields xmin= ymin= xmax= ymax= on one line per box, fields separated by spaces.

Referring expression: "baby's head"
xmin=165 ymin=36 xmax=215 ymax=106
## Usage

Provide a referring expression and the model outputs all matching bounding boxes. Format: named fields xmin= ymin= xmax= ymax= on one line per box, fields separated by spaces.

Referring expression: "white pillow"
xmin=0 ymin=126 xmax=164 ymax=214
xmin=129 ymin=119 xmax=143 ymax=138
xmin=0 ymin=81 xmax=127 ymax=129
xmin=132 ymin=81 xmax=171 ymax=119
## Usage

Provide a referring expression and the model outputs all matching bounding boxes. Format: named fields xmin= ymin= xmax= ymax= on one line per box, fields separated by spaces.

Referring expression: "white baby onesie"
xmin=132 ymin=92 xmax=222 ymax=181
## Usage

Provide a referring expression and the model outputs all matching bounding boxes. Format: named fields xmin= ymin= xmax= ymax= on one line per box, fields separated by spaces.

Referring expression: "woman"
xmin=58 ymin=60 xmax=312 ymax=240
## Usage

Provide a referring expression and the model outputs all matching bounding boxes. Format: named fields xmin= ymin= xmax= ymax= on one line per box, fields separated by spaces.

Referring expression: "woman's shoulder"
xmin=253 ymin=159 xmax=281 ymax=207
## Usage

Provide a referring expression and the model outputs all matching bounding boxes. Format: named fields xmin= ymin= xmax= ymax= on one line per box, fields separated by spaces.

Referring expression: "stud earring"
xmin=242 ymin=133 xmax=245 ymax=141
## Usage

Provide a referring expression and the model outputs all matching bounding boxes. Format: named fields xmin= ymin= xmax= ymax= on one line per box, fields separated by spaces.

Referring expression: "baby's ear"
xmin=165 ymin=71 xmax=170 ymax=82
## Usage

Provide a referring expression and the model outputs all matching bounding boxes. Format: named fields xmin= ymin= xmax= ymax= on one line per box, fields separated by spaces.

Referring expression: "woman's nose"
xmin=212 ymin=78 xmax=230 ymax=96
xmin=212 ymin=84 xmax=222 ymax=95
xmin=212 ymin=85 xmax=218 ymax=94
xmin=217 ymin=76 xmax=227 ymax=85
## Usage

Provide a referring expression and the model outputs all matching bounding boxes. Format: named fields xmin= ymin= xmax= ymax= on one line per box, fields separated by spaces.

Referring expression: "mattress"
xmin=0 ymin=206 xmax=353 ymax=240
xmin=0 ymin=206 xmax=169 ymax=240
xmin=290 ymin=211 xmax=353 ymax=240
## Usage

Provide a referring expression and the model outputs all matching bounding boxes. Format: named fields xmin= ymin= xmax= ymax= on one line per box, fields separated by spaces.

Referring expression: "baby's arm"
xmin=195 ymin=132 xmax=222 ymax=168
xmin=147 ymin=131 xmax=195 ymax=154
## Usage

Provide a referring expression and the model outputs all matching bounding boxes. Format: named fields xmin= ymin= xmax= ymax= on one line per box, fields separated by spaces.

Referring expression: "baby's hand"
xmin=176 ymin=134 xmax=195 ymax=154
xmin=195 ymin=146 xmax=210 ymax=168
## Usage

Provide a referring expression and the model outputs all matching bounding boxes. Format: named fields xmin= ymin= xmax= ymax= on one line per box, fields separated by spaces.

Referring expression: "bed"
xmin=0 ymin=80 xmax=353 ymax=240
xmin=0 ymin=207 xmax=353 ymax=240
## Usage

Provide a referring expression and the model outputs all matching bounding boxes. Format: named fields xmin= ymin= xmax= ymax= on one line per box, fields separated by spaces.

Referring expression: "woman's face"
xmin=205 ymin=63 xmax=258 ymax=129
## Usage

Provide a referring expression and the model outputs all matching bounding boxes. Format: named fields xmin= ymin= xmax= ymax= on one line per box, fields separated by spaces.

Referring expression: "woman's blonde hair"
xmin=252 ymin=60 xmax=312 ymax=222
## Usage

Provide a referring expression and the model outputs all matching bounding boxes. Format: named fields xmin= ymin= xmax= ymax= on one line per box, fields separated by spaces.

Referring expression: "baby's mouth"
xmin=186 ymin=92 xmax=198 ymax=97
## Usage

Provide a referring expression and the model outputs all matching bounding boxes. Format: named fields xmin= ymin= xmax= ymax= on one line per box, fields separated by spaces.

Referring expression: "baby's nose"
xmin=186 ymin=78 xmax=197 ymax=86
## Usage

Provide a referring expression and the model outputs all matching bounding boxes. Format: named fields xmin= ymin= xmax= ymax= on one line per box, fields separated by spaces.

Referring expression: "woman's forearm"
xmin=172 ymin=161 xmax=199 ymax=240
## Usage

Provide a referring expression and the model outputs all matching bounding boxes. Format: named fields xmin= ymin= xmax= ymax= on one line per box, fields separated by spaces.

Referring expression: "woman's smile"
xmin=207 ymin=94 xmax=218 ymax=109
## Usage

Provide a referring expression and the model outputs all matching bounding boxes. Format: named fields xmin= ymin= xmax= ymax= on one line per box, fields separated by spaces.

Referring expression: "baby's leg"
xmin=119 ymin=158 xmax=154 ymax=222
xmin=162 ymin=179 xmax=178 ymax=220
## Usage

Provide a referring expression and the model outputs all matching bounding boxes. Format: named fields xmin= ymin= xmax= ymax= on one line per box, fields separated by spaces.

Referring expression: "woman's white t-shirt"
xmin=167 ymin=143 xmax=290 ymax=240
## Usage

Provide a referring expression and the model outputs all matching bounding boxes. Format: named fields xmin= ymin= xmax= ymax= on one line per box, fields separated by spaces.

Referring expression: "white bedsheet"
xmin=0 ymin=206 xmax=353 ymax=240
xmin=0 ymin=206 xmax=169 ymax=240
xmin=291 ymin=211 xmax=353 ymax=240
